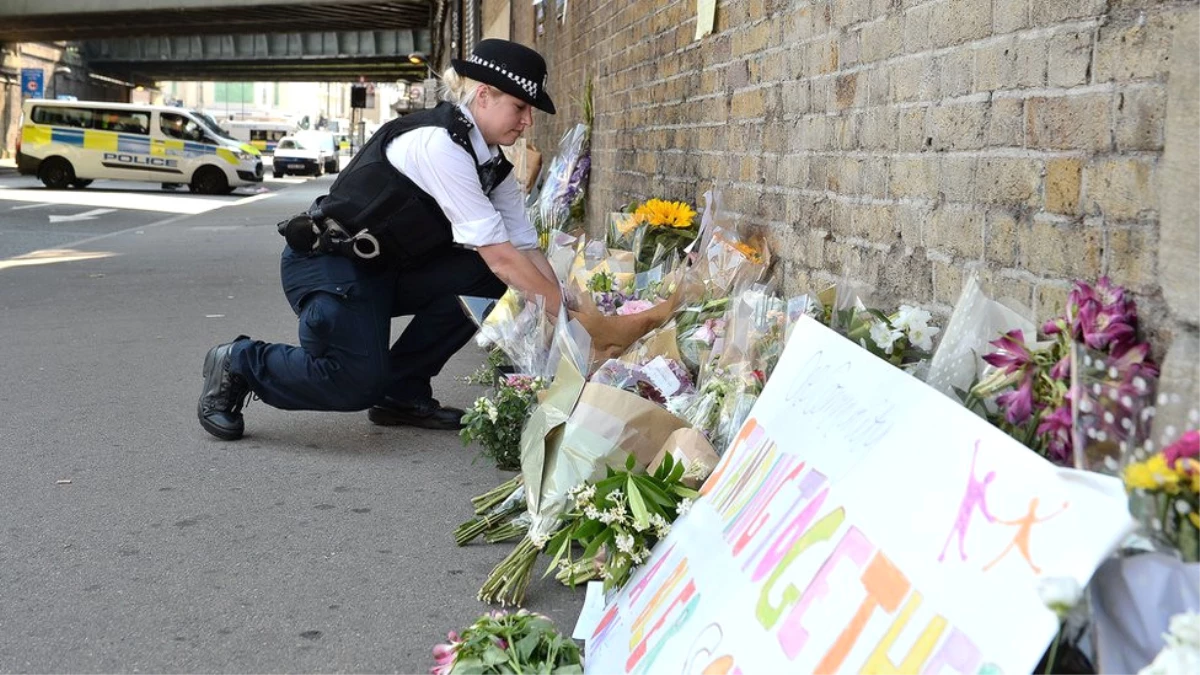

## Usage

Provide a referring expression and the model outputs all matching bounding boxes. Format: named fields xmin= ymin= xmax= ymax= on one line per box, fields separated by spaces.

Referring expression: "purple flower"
xmin=1077 ymin=300 xmax=1136 ymax=350
xmin=1050 ymin=356 xmax=1071 ymax=381
xmin=1043 ymin=317 xmax=1068 ymax=336
xmin=983 ymin=330 xmax=1033 ymax=375
xmin=1037 ymin=405 xmax=1074 ymax=465
xmin=996 ymin=372 xmax=1036 ymax=425
xmin=1110 ymin=341 xmax=1159 ymax=378
xmin=1094 ymin=277 xmax=1128 ymax=312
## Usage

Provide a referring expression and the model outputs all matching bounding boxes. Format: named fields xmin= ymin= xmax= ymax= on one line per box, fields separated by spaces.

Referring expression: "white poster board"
xmin=583 ymin=317 xmax=1133 ymax=674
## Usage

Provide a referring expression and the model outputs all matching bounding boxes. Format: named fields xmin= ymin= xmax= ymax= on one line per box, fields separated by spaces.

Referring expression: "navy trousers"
xmin=229 ymin=245 xmax=506 ymax=411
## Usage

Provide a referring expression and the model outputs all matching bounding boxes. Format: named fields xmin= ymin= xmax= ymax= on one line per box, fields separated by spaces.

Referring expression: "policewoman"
xmin=198 ymin=39 xmax=564 ymax=440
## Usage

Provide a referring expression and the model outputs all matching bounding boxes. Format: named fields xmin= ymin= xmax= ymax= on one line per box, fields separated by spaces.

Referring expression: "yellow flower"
xmin=633 ymin=199 xmax=697 ymax=230
xmin=1190 ymin=512 xmax=1200 ymax=529
xmin=1125 ymin=460 xmax=1157 ymax=491
xmin=612 ymin=212 xmax=640 ymax=236
xmin=1125 ymin=454 xmax=1182 ymax=494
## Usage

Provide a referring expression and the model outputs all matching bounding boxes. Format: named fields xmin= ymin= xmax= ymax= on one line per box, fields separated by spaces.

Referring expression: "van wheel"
xmin=39 ymin=157 xmax=75 ymax=190
xmin=192 ymin=166 xmax=229 ymax=195
xmin=70 ymin=179 xmax=94 ymax=188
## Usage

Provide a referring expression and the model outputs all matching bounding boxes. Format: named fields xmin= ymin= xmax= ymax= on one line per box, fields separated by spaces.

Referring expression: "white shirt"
xmin=384 ymin=105 xmax=538 ymax=250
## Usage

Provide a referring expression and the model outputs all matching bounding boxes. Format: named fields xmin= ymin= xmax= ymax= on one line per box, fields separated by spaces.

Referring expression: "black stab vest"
xmin=311 ymin=102 xmax=513 ymax=268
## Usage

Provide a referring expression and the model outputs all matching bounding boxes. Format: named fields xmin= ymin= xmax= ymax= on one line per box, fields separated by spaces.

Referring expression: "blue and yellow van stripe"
xmin=21 ymin=125 xmax=242 ymax=165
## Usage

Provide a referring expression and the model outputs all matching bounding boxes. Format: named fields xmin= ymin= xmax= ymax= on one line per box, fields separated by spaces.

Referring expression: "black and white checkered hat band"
xmin=466 ymin=54 xmax=539 ymax=99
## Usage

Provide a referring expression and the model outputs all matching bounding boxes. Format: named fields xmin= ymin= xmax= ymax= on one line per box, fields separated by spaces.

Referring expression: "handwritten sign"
xmin=583 ymin=317 xmax=1133 ymax=674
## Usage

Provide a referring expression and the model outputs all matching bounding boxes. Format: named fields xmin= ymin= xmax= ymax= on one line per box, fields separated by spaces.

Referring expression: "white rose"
xmin=1037 ymin=577 xmax=1082 ymax=618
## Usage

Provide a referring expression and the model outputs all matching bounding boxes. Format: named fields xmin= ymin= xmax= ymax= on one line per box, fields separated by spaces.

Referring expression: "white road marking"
xmin=48 ymin=208 xmax=118 ymax=223
xmin=0 ymin=187 xmax=273 ymax=215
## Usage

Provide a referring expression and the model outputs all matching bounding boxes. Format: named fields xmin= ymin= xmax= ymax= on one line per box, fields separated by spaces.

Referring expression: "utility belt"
xmin=276 ymin=213 xmax=382 ymax=261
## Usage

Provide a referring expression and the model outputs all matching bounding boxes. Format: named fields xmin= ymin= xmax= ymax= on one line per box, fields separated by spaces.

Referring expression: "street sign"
xmin=21 ymin=68 xmax=44 ymax=99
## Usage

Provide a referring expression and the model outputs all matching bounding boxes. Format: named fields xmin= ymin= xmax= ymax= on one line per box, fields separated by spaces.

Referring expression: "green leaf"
xmin=668 ymin=458 xmax=685 ymax=484
xmin=581 ymin=531 xmax=607 ymax=561
xmin=627 ymin=475 xmax=651 ymax=530
xmin=625 ymin=452 xmax=637 ymax=471
xmin=671 ymin=485 xmax=701 ymax=499
xmin=515 ymin=632 xmax=539 ymax=662
xmin=631 ymin=475 xmax=675 ymax=508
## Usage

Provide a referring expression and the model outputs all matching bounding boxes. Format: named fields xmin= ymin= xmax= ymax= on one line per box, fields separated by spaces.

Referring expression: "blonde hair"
xmin=440 ymin=67 xmax=487 ymax=107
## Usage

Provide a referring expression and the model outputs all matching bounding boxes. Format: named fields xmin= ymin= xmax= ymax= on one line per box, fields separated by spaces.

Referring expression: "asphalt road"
xmin=0 ymin=171 xmax=585 ymax=673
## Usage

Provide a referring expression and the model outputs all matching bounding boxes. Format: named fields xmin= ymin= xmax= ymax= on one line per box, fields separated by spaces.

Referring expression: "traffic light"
xmin=350 ymin=85 xmax=367 ymax=109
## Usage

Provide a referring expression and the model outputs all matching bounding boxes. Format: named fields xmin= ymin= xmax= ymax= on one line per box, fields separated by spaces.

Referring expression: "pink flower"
xmin=504 ymin=374 xmax=535 ymax=391
xmin=1050 ymin=356 xmax=1071 ymax=381
xmin=1078 ymin=301 xmax=1136 ymax=350
xmin=1110 ymin=341 xmax=1159 ymax=378
xmin=430 ymin=632 xmax=460 ymax=675
xmin=1164 ymin=430 xmax=1200 ymax=469
xmin=1037 ymin=405 xmax=1074 ymax=465
xmin=616 ymin=299 xmax=656 ymax=316
xmin=983 ymin=330 xmax=1033 ymax=375
xmin=996 ymin=372 xmax=1036 ymax=425
xmin=1095 ymin=277 xmax=1129 ymax=313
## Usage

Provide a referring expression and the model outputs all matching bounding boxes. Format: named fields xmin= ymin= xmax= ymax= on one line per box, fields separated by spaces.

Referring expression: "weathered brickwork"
xmin=512 ymin=1 xmax=1198 ymax=375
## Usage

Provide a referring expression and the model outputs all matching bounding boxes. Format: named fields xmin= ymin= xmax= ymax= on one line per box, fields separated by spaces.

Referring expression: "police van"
xmin=16 ymin=100 xmax=263 ymax=194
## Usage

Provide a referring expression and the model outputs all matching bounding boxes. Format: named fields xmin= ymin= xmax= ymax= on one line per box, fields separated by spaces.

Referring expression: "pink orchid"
xmin=996 ymin=372 xmax=1036 ymax=425
xmin=1164 ymin=430 xmax=1200 ymax=469
xmin=983 ymin=330 xmax=1033 ymax=375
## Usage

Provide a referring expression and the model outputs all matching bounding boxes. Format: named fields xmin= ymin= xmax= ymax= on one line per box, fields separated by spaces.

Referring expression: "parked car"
xmin=293 ymin=130 xmax=342 ymax=174
xmin=271 ymin=136 xmax=330 ymax=177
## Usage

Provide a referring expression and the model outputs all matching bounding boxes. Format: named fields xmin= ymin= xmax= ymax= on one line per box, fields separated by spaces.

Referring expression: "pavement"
xmin=0 ymin=175 xmax=585 ymax=672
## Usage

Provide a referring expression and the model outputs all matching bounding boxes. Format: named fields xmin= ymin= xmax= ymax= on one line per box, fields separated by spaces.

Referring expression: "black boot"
xmin=368 ymin=397 xmax=466 ymax=430
xmin=198 ymin=336 xmax=252 ymax=440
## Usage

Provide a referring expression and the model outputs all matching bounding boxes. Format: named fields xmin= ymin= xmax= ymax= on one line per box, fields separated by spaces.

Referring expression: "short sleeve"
xmin=385 ymin=128 xmax=508 ymax=248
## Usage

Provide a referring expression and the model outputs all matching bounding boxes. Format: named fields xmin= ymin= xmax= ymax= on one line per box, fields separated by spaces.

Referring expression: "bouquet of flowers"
xmin=842 ymin=303 xmax=942 ymax=372
xmin=544 ymin=452 xmax=699 ymax=592
xmin=431 ymin=609 xmax=583 ymax=675
xmin=1139 ymin=612 xmax=1200 ymax=675
xmin=461 ymin=374 xmax=549 ymax=471
xmin=531 ymin=123 xmax=589 ymax=240
xmin=462 ymin=290 xmax=557 ymax=379
xmin=1124 ymin=430 xmax=1200 ymax=562
xmin=589 ymin=355 xmax=695 ymax=408
xmin=970 ymin=277 xmax=1157 ymax=465
xmin=617 ymin=198 xmax=699 ymax=272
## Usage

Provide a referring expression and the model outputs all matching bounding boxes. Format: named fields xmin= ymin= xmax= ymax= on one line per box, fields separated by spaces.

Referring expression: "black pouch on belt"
xmin=277 ymin=214 xmax=322 ymax=253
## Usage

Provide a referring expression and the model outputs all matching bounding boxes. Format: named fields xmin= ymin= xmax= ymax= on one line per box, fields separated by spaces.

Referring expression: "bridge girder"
xmin=83 ymin=29 xmax=434 ymax=82
xmin=0 ymin=1 xmax=433 ymax=42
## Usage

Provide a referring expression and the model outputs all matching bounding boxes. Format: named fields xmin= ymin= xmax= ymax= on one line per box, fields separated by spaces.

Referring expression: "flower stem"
xmin=478 ymin=536 xmax=540 ymax=607
xmin=471 ymin=475 xmax=523 ymax=515
xmin=1045 ymin=629 xmax=1061 ymax=675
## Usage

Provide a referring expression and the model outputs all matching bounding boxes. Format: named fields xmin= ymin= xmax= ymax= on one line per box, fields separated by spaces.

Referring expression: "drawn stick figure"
xmin=939 ymin=441 xmax=997 ymax=562
xmin=982 ymin=498 xmax=1070 ymax=574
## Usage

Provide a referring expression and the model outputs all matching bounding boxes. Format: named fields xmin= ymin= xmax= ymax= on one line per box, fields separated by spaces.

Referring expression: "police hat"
xmin=451 ymin=39 xmax=556 ymax=114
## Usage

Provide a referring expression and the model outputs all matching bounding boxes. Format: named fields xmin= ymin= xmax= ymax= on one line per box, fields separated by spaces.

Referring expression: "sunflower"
xmin=633 ymin=199 xmax=697 ymax=230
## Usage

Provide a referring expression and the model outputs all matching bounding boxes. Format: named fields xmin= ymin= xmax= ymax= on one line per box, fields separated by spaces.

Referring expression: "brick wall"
xmin=514 ymin=0 xmax=1199 ymax=428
